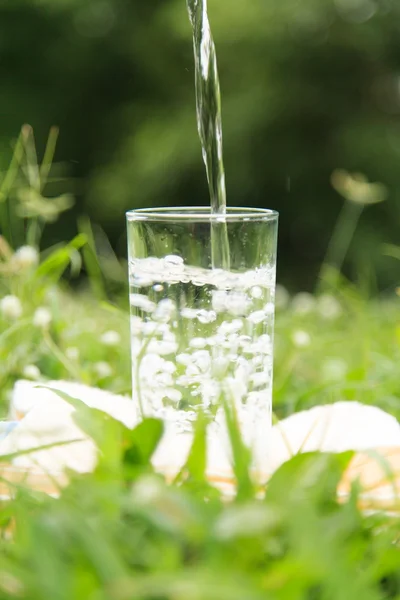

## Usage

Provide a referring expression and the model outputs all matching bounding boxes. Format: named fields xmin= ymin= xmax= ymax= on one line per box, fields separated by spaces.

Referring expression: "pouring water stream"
xmin=186 ymin=0 xmax=230 ymax=269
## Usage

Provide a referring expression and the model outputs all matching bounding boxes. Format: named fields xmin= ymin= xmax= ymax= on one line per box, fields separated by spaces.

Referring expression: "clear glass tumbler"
xmin=127 ymin=207 xmax=278 ymax=472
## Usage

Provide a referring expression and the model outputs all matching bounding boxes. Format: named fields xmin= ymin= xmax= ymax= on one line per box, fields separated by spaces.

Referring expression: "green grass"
xmin=1 ymin=130 xmax=400 ymax=599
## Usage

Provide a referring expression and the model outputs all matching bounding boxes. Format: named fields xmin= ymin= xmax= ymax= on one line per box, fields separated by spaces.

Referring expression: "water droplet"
xmin=251 ymin=286 xmax=263 ymax=299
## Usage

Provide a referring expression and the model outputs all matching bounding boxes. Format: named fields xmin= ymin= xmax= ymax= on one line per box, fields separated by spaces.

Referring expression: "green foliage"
xmin=1 ymin=412 xmax=400 ymax=599
xmin=1 ymin=130 xmax=400 ymax=598
xmin=2 ymin=0 xmax=400 ymax=287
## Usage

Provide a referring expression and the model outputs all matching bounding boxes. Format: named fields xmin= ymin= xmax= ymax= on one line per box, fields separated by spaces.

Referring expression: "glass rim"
xmin=126 ymin=206 xmax=279 ymax=222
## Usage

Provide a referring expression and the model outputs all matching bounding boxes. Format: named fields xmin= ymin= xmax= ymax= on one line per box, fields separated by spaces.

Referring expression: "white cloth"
xmin=2 ymin=381 xmax=400 ymax=500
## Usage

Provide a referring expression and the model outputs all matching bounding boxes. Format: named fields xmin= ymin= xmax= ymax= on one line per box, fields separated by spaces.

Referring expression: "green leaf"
xmin=124 ymin=418 xmax=164 ymax=467
xmin=266 ymin=451 xmax=354 ymax=508
xmin=78 ymin=216 xmax=106 ymax=299
xmin=36 ymin=234 xmax=87 ymax=282
xmin=41 ymin=387 xmax=125 ymax=473
xmin=220 ymin=393 xmax=254 ymax=501
xmin=0 ymin=438 xmax=85 ymax=464
xmin=174 ymin=412 xmax=208 ymax=487
xmin=185 ymin=412 xmax=207 ymax=481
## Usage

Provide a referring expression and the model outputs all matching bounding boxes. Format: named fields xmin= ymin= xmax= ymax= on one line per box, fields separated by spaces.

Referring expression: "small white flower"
xmin=12 ymin=245 xmax=39 ymax=270
xmin=132 ymin=475 xmax=165 ymax=504
xmin=317 ymin=294 xmax=342 ymax=320
xmin=291 ymin=292 xmax=315 ymax=315
xmin=292 ymin=330 xmax=311 ymax=348
xmin=322 ymin=358 xmax=348 ymax=381
xmin=0 ymin=295 xmax=22 ymax=320
xmin=33 ymin=307 xmax=52 ymax=328
xmin=100 ymin=330 xmax=121 ymax=347
xmin=94 ymin=361 xmax=112 ymax=378
xmin=22 ymin=364 xmax=41 ymax=380
xmin=65 ymin=347 xmax=79 ymax=361
xmin=275 ymin=285 xmax=290 ymax=310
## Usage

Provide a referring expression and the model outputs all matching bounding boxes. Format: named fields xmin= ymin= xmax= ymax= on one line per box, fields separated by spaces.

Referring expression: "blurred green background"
xmin=1 ymin=0 xmax=400 ymax=291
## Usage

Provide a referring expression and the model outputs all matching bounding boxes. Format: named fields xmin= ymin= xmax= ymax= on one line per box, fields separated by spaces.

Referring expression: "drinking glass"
xmin=127 ymin=207 xmax=278 ymax=475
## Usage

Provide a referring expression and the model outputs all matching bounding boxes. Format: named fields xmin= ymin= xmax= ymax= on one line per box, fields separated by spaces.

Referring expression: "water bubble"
xmin=263 ymin=303 xmax=275 ymax=315
xmin=231 ymin=319 xmax=244 ymax=332
xmin=247 ymin=310 xmax=266 ymax=325
xmin=189 ymin=337 xmax=207 ymax=349
xmin=186 ymin=364 xmax=201 ymax=377
xmin=212 ymin=290 xmax=228 ymax=312
xmin=133 ymin=276 xmax=154 ymax=288
xmin=142 ymin=322 xmax=158 ymax=336
xmin=251 ymin=355 xmax=263 ymax=367
xmin=182 ymin=307 xmax=198 ymax=320
xmin=238 ymin=335 xmax=252 ymax=348
xmin=153 ymin=299 xmax=176 ymax=322
xmin=213 ymin=356 xmax=229 ymax=378
xmin=192 ymin=350 xmax=211 ymax=372
xmin=250 ymin=372 xmax=270 ymax=388
xmin=162 ymin=361 xmax=177 ymax=375
xmin=226 ymin=292 xmax=251 ymax=316
xmin=164 ymin=388 xmax=182 ymax=403
xmin=130 ymin=294 xmax=156 ymax=313
xmin=197 ymin=309 xmax=217 ymax=324
xmin=147 ymin=340 xmax=178 ymax=355
xmin=251 ymin=286 xmax=263 ymax=299
xmin=164 ymin=255 xmax=184 ymax=266
xmin=176 ymin=353 xmax=192 ymax=366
